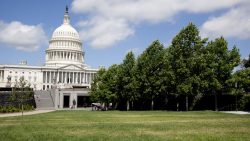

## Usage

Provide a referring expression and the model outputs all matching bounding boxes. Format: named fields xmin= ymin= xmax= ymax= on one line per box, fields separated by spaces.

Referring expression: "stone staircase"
xmin=34 ymin=90 xmax=55 ymax=110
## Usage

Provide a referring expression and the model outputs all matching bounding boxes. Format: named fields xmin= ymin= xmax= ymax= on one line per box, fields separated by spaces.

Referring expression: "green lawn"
xmin=0 ymin=111 xmax=250 ymax=141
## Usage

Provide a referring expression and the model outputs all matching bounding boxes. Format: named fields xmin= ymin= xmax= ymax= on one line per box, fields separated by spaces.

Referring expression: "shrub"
xmin=239 ymin=95 xmax=250 ymax=111
xmin=0 ymin=105 xmax=34 ymax=113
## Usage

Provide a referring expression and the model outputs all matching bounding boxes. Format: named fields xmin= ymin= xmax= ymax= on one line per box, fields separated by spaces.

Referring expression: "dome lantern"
xmin=63 ymin=5 xmax=70 ymax=24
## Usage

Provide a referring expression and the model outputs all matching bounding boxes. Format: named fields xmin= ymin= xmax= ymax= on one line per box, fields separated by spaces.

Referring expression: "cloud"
xmin=0 ymin=21 xmax=47 ymax=52
xmin=78 ymin=18 xmax=134 ymax=48
xmin=72 ymin=0 xmax=245 ymax=48
xmin=201 ymin=1 xmax=250 ymax=40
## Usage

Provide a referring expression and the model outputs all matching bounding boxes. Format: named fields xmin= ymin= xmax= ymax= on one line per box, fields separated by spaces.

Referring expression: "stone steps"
xmin=34 ymin=91 xmax=55 ymax=110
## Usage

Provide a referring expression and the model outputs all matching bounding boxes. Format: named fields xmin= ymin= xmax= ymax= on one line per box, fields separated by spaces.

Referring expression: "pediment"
xmin=57 ymin=64 xmax=85 ymax=71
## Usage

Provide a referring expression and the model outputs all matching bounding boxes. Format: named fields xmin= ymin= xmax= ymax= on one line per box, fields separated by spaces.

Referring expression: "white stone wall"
xmin=0 ymin=65 xmax=97 ymax=91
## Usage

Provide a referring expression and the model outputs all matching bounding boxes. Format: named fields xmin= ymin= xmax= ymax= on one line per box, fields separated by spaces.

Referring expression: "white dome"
xmin=52 ymin=24 xmax=80 ymax=40
xmin=45 ymin=7 xmax=84 ymax=67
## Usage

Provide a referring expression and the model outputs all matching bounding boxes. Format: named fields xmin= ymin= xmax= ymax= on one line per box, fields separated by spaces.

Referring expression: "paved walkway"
xmin=0 ymin=109 xmax=55 ymax=117
xmin=222 ymin=111 xmax=250 ymax=115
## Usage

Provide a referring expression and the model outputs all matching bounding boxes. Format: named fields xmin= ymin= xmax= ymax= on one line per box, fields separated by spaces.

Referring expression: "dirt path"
xmin=0 ymin=109 xmax=55 ymax=117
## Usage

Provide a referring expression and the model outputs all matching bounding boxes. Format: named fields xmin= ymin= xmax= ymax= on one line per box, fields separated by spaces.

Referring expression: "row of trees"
xmin=90 ymin=23 xmax=250 ymax=111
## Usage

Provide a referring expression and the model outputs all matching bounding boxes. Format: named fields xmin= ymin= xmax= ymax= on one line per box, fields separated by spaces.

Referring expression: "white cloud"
xmin=78 ymin=18 xmax=134 ymax=48
xmin=201 ymin=1 xmax=250 ymax=40
xmin=72 ymin=0 xmax=245 ymax=48
xmin=0 ymin=21 xmax=47 ymax=52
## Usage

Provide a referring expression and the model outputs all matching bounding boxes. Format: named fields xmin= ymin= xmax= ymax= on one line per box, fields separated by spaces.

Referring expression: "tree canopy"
xmin=90 ymin=23 xmax=247 ymax=111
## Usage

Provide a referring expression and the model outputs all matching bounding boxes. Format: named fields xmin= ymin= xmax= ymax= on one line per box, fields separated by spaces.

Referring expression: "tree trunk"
xmin=186 ymin=95 xmax=188 ymax=111
xmin=151 ymin=96 xmax=154 ymax=110
xmin=176 ymin=102 xmax=179 ymax=111
xmin=126 ymin=100 xmax=130 ymax=111
xmin=236 ymin=95 xmax=238 ymax=111
xmin=22 ymin=104 xmax=23 ymax=116
xmin=214 ymin=91 xmax=218 ymax=111
xmin=131 ymin=101 xmax=134 ymax=110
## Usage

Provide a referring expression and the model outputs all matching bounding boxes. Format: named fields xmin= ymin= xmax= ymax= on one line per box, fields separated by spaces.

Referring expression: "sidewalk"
xmin=0 ymin=109 xmax=55 ymax=117
xmin=222 ymin=111 xmax=250 ymax=115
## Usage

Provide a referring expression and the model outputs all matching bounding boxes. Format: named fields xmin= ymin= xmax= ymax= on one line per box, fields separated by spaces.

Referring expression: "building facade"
xmin=0 ymin=7 xmax=98 ymax=91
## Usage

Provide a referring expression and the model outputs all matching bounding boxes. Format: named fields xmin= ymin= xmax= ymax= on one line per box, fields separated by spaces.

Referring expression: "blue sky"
xmin=0 ymin=0 xmax=249 ymax=69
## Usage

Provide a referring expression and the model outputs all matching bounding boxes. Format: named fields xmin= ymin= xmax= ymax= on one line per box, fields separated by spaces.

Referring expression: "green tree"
xmin=136 ymin=40 xmax=166 ymax=110
xmin=118 ymin=51 xmax=137 ymax=110
xmin=90 ymin=65 xmax=121 ymax=109
xmin=226 ymin=71 xmax=245 ymax=111
xmin=204 ymin=37 xmax=240 ymax=111
xmin=168 ymin=23 xmax=207 ymax=111
xmin=11 ymin=76 xmax=34 ymax=115
xmin=90 ymin=67 xmax=106 ymax=102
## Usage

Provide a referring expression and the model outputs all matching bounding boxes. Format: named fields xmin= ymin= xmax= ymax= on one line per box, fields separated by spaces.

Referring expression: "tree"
xmin=118 ymin=51 xmax=137 ymax=110
xmin=11 ymin=76 xmax=34 ymax=116
xmin=136 ymin=40 xmax=166 ymax=110
xmin=168 ymin=23 xmax=207 ymax=111
xmin=227 ymin=68 xmax=250 ymax=93
xmin=90 ymin=65 xmax=121 ymax=109
xmin=204 ymin=37 xmax=240 ymax=111
xmin=243 ymin=54 xmax=250 ymax=68
xmin=90 ymin=67 xmax=106 ymax=103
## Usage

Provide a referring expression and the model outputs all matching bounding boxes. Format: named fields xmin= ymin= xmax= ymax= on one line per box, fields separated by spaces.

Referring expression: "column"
xmin=76 ymin=72 xmax=79 ymax=84
xmin=84 ymin=73 xmax=86 ymax=83
xmin=89 ymin=73 xmax=92 ymax=84
xmin=53 ymin=71 xmax=56 ymax=83
xmin=83 ymin=72 xmax=85 ymax=83
xmin=73 ymin=72 xmax=75 ymax=84
xmin=49 ymin=71 xmax=51 ymax=83
xmin=80 ymin=72 xmax=82 ymax=83
xmin=45 ymin=71 xmax=47 ymax=84
xmin=64 ymin=72 xmax=67 ymax=83
xmin=68 ymin=72 xmax=70 ymax=83
xmin=86 ymin=73 xmax=89 ymax=84
xmin=89 ymin=73 xmax=91 ymax=84
xmin=61 ymin=71 xmax=63 ymax=83
xmin=57 ymin=71 xmax=59 ymax=83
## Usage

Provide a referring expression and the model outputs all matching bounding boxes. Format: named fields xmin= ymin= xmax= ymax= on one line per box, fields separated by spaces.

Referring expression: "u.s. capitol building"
xmin=0 ymin=7 xmax=97 ymax=91
xmin=0 ymin=7 xmax=98 ymax=109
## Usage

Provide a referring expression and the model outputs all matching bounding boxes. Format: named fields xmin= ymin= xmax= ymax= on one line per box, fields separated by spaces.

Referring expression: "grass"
xmin=0 ymin=111 xmax=250 ymax=141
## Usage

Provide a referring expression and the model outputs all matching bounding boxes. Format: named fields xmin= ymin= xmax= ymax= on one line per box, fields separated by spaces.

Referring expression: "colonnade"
xmin=46 ymin=51 xmax=83 ymax=62
xmin=49 ymin=40 xmax=81 ymax=48
xmin=43 ymin=70 xmax=95 ymax=85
